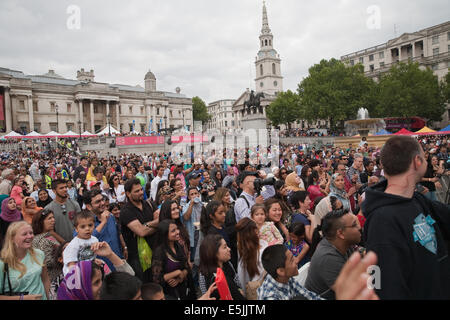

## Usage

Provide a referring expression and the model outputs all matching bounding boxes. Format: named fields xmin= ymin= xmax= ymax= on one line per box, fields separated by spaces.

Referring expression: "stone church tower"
xmin=254 ymin=1 xmax=283 ymax=95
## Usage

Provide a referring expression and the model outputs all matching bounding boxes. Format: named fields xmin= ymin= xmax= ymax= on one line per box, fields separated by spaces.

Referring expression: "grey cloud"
xmin=0 ymin=0 xmax=448 ymax=103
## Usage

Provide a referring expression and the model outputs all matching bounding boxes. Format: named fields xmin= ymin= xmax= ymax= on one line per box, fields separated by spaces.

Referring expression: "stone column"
xmin=4 ymin=88 xmax=12 ymax=132
xmin=78 ymin=100 xmax=84 ymax=132
xmin=145 ymin=104 xmax=150 ymax=133
xmin=182 ymin=109 xmax=185 ymax=127
xmin=90 ymin=100 xmax=95 ymax=133
xmin=27 ymin=96 xmax=34 ymax=133
xmin=166 ymin=107 xmax=170 ymax=129
xmin=151 ymin=105 xmax=156 ymax=132
xmin=106 ymin=101 xmax=110 ymax=129
xmin=116 ymin=103 xmax=120 ymax=131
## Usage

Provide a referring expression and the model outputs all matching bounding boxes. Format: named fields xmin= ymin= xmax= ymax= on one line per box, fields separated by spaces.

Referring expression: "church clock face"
xmin=274 ymin=81 xmax=278 ymax=87
xmin=260 ymin=82 xmax=264 ymax=87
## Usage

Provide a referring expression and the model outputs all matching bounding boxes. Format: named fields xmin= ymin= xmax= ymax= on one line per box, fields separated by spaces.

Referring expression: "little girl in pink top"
xmin=251 ymin=204 xmax=283 ymax=246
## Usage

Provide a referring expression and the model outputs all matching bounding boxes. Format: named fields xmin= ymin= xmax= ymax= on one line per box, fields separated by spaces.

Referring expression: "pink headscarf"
xmin=0 ymin=197 xmax=22 ymax=222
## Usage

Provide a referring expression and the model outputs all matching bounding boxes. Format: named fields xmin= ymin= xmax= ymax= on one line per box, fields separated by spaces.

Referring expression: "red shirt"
xmin=307 ymin=185 xmax=326 ymax=210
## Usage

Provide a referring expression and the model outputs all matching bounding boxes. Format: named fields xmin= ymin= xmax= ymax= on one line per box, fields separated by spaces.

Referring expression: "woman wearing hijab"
xmin=57 ymin=260 xmax=102 ymax=300
xmin=328 ymin=173 xmax=352 ymax=213
xmin=36 ymin=189 xmax=52 ymax=208
xmin=285 ymin=172 xmax=304 ymax=202
xmin=22 ymin=197 xmax=43 ymax=224
xmin=57 ymin=242 xmax=135 ymax=300
xmin=0 ymin=197 xmax=23 ymax=245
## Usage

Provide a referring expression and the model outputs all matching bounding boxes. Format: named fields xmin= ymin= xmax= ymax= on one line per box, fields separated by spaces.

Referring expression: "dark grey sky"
xmin=0 ymin=0 xmax=448 ymax=103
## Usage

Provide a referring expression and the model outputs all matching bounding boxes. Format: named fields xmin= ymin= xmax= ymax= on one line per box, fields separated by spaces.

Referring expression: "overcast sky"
xmin=0 ymin=0 xmax=448 ymax=103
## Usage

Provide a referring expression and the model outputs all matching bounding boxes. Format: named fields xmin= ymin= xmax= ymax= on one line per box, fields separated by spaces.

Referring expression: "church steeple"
xmin=255 ymin=1 xmax=283 ymax=95
xmin=261 ymin=1 xmax=272 ymax=36
xmin=259 ymin=1 xmax=273 ymax=49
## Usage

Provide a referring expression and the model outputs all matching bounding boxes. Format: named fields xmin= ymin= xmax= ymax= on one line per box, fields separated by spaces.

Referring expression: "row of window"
xmin=208 ymin=120 xmax=235 ymax=128
xmin=367 ymin=60 xmax=449 ymax=73
xmin=431 ymin=61 xmax=450 ymax=71
xmin=432 ymin=32 xmax=450 ymax=45
xmin=433 ymin=45 xmax=450 ymax=56
xmin=348 ymin=32 xmax=450 ymax=67
xmin=20 ymin=120 xmax=188 ymax=134
xmin=260 ymin=81 xmax=278 ymax=88
xmin=260 ymin=63 xmax=277 ymax=76
xmin=261 ymin=39 xmax=272 ymax=47
xmin=16 ymin=101 xmax=187 ymax=117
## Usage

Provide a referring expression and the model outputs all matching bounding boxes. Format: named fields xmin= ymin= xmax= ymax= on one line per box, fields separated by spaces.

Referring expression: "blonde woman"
xmin=0 ymin=221 xmax=50 ymax=300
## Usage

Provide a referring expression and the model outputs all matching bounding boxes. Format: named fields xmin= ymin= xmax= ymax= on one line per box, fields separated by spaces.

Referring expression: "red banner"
xmin=116 ymin=136 xmax=164 ymax=146
xmin=0 ymin=93 xmax=4 ymax=121
xmin=171 ymin=135 xmax=208 ymax=143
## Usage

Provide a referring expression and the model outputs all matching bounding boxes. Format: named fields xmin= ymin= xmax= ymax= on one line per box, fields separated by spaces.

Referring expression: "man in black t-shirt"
xmin=120 ymin=178 xmax=160 ymax=283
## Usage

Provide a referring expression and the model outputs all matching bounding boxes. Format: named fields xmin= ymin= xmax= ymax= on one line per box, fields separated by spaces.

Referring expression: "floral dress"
xmin=259 ymin=222 xmax=284 ymax=246
xmin=32 ymin=232 xmax=62 ymax=300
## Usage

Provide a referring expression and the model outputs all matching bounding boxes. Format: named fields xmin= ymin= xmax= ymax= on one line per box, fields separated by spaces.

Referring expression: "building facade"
xmin=207 ymin=99 xmax=236 ymax=131
xmin=0 ymin=67 xmax=193 ymax=134
xmin=232 ymin=1 xmax=283 ymax=131
xmin=254 ymin=1 xmax=283 ymax=95
xmin=341 ymin=21 xmax=450 ymax=128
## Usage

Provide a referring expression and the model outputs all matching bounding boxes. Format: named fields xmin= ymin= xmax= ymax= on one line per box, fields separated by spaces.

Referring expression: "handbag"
xmin=2 ymin=263 xmax=29 ymax=296
xmin=245 ymin=271 xmax=267 ymax=300
xmin=137 ymin=236 xmax=152 ymax=272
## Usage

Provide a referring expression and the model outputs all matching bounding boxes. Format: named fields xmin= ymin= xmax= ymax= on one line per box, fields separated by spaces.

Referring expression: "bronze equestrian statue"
xmin=244 ymin=90 xmax=265 ymax=114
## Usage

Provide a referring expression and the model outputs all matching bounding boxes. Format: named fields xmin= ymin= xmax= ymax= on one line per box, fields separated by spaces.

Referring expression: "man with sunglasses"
xmin=44 ymin=179 xmax=81 ymax=242
xmin=305 ymin=209 xmax=362 ymax=300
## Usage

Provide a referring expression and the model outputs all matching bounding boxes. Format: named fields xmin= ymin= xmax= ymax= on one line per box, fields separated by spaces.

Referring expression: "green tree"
xmin=192 ymin=96 xmax=211 ymax=124
xmin=266 ymin=90 xmax=301 ymax=129
xmin=376 ymin=62 xmax=445 ymax=122
xmin=297 ymin=58 xmax=377 ymax=130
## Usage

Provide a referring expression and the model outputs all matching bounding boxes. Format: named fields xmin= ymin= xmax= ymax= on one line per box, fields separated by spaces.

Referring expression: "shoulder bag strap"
xmin=239 ymin=195 xmax=250 ymax=209
xmin=2 ymin=263 xmax=13 ymax=296
xmin=1 ymin=263 xmax=6 ymax=295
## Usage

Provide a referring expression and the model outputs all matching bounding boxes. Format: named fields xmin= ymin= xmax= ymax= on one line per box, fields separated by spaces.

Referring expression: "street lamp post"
xmin=164 ymin=115 xmax=167 ymax=133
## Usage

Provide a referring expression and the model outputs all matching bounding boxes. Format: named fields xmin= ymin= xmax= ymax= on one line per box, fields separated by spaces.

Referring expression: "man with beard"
xmin=305 ymin=209 xmax=362 ymax=300
xmin=83 ymin=189 xmax=126 ymax=271
xmin=45 ymin=179 xmax=81 ymax=242
xmin=120 ymin=178 xmax=159 ymax=282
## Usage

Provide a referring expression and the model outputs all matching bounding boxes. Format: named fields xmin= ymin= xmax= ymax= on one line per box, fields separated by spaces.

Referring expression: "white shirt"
xmin=63 ymin=236 xmax=99 ymax=276
xmin=163 ymin=168 xmax=170 ymax=180
xmin=238 ymin=239 xmax=268 ymax=296
xmin=110 ymin=184 xmax=126 ymax=203
xmin=150 ymin=175 xmax=165 ymax=201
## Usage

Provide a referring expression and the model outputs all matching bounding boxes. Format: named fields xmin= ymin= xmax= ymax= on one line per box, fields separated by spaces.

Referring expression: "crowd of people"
xmin=279 ymin=128 xmax=346 ymax=138
xmin=0 ymin=132 xmax=449 ymax=300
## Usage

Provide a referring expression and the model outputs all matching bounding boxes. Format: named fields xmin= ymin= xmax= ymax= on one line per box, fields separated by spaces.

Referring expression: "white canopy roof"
xmin=96 ymin=124 xmax=120 ymax=136
xmin=3 ymin=131 xmax=23 ymax=138
xmin=24 ymin=131 xmax=44 ymax=138
xmin=60 ymin=131 xmax=79 ymax=137
xmin=81 ymin=131 xmax=96 ymax=137
xmin=45 ymin=131 xmax=61 ymax=137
